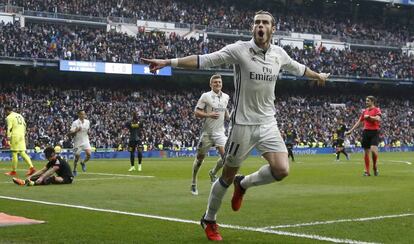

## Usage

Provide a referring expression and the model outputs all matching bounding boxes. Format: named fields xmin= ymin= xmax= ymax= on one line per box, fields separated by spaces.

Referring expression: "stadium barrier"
xmin=0 ymin=147 xmax=413 ymax=161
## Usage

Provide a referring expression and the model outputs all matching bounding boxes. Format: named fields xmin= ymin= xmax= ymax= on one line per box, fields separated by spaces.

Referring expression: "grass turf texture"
xmin=0 ymin=152 xmax=413 ymax=243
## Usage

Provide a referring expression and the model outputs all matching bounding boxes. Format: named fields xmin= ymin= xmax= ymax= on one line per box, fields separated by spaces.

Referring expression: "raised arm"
xmin=142 ymin=43 xmax=239 ymax=74
xmin=304 ymin=68 xmax=330 ymax=86
xmin=141 ymin=55 xmax=199 ymax=74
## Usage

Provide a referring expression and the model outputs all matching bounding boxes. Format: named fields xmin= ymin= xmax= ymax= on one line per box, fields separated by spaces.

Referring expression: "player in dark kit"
xmin=346 ymin=96 xmax=381 ymax=176
xmin=334 ymin=118 xmax=349 ymax=161
xmin=12 ymin=147 xmax=73 ymax=186
xmin=284 ymin=124 xmax=297 ymax=162
xmin=126 ymin=112 xmax=144 ymax=172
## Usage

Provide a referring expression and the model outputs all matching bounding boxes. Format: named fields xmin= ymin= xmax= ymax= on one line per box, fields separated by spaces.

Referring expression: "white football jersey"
xmin=199 ymin=39 xmax=306 ymax=125
xmin=196 ymin=90 xmax=229 ymax=135
xmin=71 ymin=119 xmax=90 ymax=147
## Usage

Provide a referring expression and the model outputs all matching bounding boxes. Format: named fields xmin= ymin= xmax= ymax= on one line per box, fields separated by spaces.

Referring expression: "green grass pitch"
xmin=0 ymin=152 xmax=413 ymax=243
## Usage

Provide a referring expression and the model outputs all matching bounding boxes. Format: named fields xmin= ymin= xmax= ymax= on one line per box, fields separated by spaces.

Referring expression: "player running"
xmin=191 ymin=74 xmax=230 ymax=195
xmin=143 ymin=10 xmax=330 ymax=241
xmin=69 ymin=110 xmax=91 ymax=176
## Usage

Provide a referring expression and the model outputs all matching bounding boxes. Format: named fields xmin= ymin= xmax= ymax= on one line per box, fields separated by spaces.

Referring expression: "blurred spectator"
xmin=0 ymin=22 xmax=412 ymax=79
xmin=0 ymin=82 xmax=413 ymax=150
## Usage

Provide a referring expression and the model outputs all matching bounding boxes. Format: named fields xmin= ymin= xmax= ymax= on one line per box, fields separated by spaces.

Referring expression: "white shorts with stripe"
xmin=224 ymin=121 xmax=287 ymax=167
xmin=197 ymin=133 xmax=227 ymax=155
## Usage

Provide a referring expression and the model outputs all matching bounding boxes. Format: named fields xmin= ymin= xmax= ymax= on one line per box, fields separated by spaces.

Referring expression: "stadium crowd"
xmin=0 ymin=21 xmax=413 ymax=79
xmin=2 ymin=0 xmax=413 ymax=45
xmin=0 ymin=83 xmax=413 ymax=151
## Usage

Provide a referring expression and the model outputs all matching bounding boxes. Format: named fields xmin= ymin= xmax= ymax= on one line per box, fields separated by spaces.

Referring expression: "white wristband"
xmin=170 ymin=58 xmax=178 ymax=68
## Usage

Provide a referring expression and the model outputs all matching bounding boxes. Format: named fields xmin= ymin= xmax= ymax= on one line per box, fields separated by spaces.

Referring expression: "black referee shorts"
xmin=361 ymin=130 xmax=379 ymax=149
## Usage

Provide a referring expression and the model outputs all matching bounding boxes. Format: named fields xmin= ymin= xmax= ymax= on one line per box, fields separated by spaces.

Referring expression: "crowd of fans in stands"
xmin=1 ymin=0 xmax=413 ymax=44
xmin=0 ymin=83 xmax=413 ymax=151
xmin=0 ymin=21 xmax=413 ymax=79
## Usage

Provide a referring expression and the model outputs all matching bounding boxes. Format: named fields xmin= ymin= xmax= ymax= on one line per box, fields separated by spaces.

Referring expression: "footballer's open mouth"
xmin=258 ymin=30 xmax=264 ymax=37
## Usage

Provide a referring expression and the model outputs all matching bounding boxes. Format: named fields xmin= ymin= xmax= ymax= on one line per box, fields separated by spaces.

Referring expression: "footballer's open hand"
xmin=141 ymin=58 xmax=169 ymax=74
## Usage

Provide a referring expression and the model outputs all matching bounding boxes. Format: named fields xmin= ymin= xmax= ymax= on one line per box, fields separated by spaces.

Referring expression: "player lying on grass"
xmin=13 ymin=147 xmax=74 ymax=186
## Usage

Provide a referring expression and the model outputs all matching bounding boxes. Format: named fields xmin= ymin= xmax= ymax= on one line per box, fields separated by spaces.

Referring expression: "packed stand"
xmin=0 ymin=21 xmax=413 ymax=79
xmin=0 ymin=83 xmax=413 ymax=151
xmin=0 ymin=83 xmax=204 ymax=151
xmin=276 ymin=94 xmax=414 ymax=148
xmin=284 ymin=46 xmax=414 ymax=80
xmin=0 ymin=21 xmax=227 ymax=63
xmin=2 ymin=0 xmax=413 ymax=45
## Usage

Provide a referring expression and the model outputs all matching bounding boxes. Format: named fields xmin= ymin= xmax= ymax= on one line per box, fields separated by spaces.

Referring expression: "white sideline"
xmin=0 ymin=195 xmax=378 ymax=244
xmin=263 ymin=213 xmax=414 ymax=229
xmin=83 ymin=172 xmax=154 ymax=178
xmin=382 ymin=160 xmax=412 ymax=165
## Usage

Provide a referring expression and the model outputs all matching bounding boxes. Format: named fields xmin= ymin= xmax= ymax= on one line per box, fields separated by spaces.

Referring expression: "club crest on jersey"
xmin=249 ymin=48 xmax=257 ymax=61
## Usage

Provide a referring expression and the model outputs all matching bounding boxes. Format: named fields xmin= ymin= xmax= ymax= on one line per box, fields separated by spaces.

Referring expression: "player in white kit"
xmin=191 ymin=74 xmax=230 ymax=195
xmin=69 ymin=110 xmax=92 ymax=176
xmin=142 ymin=10 xmax=330 ymax=241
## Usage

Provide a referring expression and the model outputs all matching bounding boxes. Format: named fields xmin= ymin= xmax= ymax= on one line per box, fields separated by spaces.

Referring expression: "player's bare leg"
xmin=363 ymin=148 xmax=371 ymax=176
xmin=209 ymin=146 xmax=225 ymax=183
xmin=371 ymin=146 xmax=379 ymax=176
xmin=80 ymin=149 xmax=91 ymax=172
xmin=191 ymin=153 xmax=205 ymax=195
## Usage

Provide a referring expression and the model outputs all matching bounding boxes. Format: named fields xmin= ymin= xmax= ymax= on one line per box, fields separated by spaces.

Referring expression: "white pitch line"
xmin=263 ymin=213 xmax=414 ymax=229
xmin=0 ymin=195 xmax=378 ymax=244
xmin=383 ymin=160 xmax=412 ymax=165
xmin=83 ymin=172 xmax=154 ymax=178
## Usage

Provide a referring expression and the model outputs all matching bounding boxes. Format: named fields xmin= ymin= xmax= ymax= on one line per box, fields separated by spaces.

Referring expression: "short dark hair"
xmin=366 ymin=96 xmax=376 ymax=104
xmin=44 ymin=147 xmax=55 ymax=158
xmin=4 ymin=105 xmax=13 ymax=112
xmin=78 ymin=109 xmax=85 ymax=114
xmin=255 ymin=10 xmax=276 ymax=27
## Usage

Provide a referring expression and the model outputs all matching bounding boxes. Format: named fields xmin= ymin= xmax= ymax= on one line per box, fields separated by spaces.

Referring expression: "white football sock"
xmin=204 ymin=178 xmax=229 ymax=221
xmin=240 ymin=165 xmax=276 ymax=190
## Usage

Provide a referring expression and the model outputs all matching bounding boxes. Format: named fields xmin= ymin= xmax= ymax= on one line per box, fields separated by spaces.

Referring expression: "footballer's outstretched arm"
xmin=304 ymin=68 xmax=330 ymax=86
xmin=141 ymin=55 xmax=198 ymax=73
